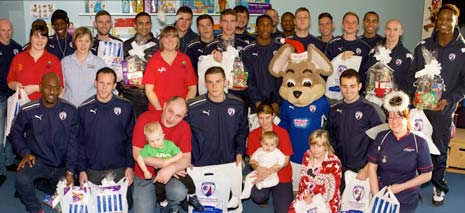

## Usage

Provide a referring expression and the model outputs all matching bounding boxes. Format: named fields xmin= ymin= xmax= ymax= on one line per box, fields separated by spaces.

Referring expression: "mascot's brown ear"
xmin=307 ymin=44 xmax=333 ymax=76
xmin=269 ymin=44 xmax=294 ymax=78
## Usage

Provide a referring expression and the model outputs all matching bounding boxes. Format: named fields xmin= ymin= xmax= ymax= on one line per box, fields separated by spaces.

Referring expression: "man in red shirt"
xmin=132 ymin=96 xmax=192 ymax=213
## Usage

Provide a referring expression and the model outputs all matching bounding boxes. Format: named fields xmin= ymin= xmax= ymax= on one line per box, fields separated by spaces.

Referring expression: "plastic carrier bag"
xmin=340 ymin=170 xmax=371 ymax=213
xmin=4 ymin=89 xmax=30 ymax=146
xmin=292 ymin=194 xmax=330 ymax=213
xmin=368 ymin=186 xmax=400 ymax=213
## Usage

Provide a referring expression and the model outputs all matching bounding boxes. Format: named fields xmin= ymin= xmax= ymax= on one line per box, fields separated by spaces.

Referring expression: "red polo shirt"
xmin=7 ymin=49 xmax=63 ymax=100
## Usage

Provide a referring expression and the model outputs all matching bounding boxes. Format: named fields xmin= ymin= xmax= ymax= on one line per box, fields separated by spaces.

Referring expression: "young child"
xmin=240 ymin=131 xmax=286 ymax=199
xmin=135 ymin=121 xmax=204 ymax=211
xmin=289 ymin=130 xmax=342 ymax=213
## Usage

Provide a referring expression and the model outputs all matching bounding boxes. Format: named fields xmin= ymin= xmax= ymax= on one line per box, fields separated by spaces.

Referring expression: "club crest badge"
xmin=227 ymin=108 xmax=235 ymax=116
xmin=395 ymin=59 xmax=402 ymax=66
xmin=201 ymin=182 xmax=215 ymax=197
xmin=449 ymin=53 xmax=456 ymax=61
xmin=309 ymin=105 xmax=316 ymax=112
xmin=114 ymin=107 xmax=121 ymax=115
xmin=355 ymin=111 xmax=363 ymax=120
xmin=59 ymin=112 xmax=67 ymax=120
xmin=353 ymin=185 xmax=365 ymax=202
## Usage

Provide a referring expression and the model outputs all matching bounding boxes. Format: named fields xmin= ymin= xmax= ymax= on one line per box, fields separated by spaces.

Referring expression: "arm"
xmin=235 ymin=106 xmax=249 ymax=165
xmin=125 ymin=109 xmax=136 ymax=184
xmin=132 ymin=146 xmax=165 ymax=169
xmin=154 ymin=152 xmax=191 ymax=184
xmin=186 ymin=85 xmax=197 ymax=101
xmin=389 ymin=172 xmax=432 ymax=194
xmin=136 ymin=155 xmax=152 ymax=179
xmin=65 ymin=110 xmax=78 ymax=186
xmin=368 ymin=162 xmax=380 ymax=195
xmin=145 ymin=84 xmax=162 ymax=110
xmin=162 ymin=152 xmax=183 ymax=166
xmin=356 ymin=163 xmax=369 ymax=180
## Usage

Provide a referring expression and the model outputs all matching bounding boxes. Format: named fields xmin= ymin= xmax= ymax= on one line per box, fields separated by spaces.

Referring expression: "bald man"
xmin=363 ymin=19 xmax=413 ymax=94
xmin=10 ymin=72 xmax=78 ymax=213
xmin=0 ymin=18 xmax=22 ymax=186
xmin=265 ymin=9 xmax=282 ymax=38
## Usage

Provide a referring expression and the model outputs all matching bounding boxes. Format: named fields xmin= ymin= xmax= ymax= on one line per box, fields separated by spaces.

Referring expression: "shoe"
xmin=0 ymin=175 xmax=6 ymax=187
xmin=6 ymin=164 xmax=17 ymax=172
xmin=180 ymin=198 xmax=188 ymax=211
xmin=432 ymin=186 xmax=445 ymax=206
xmin=188 ymin=195 xmax=204 ymax=211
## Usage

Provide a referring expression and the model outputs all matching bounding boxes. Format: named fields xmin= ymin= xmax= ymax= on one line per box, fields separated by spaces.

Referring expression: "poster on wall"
xmin=30 ymin=2 xmax=54 ymax=21
xmin=422 ymin=0 xmax=442 ymax=39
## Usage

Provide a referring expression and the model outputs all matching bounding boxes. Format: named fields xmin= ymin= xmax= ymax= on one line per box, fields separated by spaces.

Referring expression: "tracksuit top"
xmin=187 ymin=94 xmax=249 ymax=167
xmin=0 ymin=39 xmax=21 ymax=96
xmin=47 ymin=33 xmax=75 ymax=60
xmin=77 ymin=95 xmax=135 ymax=171
xmin=10 ymin=99 xmax=78 ymax=172
xmin=179 ymin=28 xmax=199 ymax=53
xmin=279 ymin=97 xmax=330 ymax=164
xmin=327 ymin=97 xmax=385 ymax=171
xmin=288 ymin=34 xmax=325 ymax=52
xmin=409 ymin=28 xmax=465 ymax=115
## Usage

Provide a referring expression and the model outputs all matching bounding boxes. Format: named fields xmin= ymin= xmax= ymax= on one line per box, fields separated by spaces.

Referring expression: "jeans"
xmin=133 ymin=176 xmax=188 ymax=213
xmin=0 ymin=95 xmax=15 ymax=175
xmin=16 ymin=159 xmax=66 ymax=212
xmin=250 ymin=182 xmax=293 ymax=213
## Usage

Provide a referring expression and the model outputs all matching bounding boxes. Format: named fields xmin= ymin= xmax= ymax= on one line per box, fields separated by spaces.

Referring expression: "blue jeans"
xmin=15 ymin=159 xmax=66 ymax=212
xmin=133 ymin=176 xmax=188 ymax=213
xmin=0 ymin=95 xmax=15 ymax=175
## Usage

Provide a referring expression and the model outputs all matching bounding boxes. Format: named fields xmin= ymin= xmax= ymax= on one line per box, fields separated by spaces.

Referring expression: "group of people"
xmin=0 ymin=2 xmax=463 ymax=213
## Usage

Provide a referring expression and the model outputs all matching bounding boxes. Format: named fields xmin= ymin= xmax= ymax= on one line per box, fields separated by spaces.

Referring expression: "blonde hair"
xmin=144 ymin=121 xmax=163 ymax=136
xmin=72 ymin=27 xmax=93 ymax=49
xmin=261 ymin=131 xmax=279 ymax=145
xmin=159 ymin=25 xmax=180 ymax=51
xmin=308 ymin=130 xmax=334 ymax=155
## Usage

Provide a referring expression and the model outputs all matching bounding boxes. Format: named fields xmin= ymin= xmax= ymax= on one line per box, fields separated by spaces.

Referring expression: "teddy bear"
xmin=269 ymin=38 xmax=333 ymax=189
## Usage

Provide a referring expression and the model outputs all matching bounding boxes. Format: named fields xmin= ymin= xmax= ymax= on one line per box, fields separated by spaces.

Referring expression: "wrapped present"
xmin=122 ymin=56 xmax=145 ymax=87
xmin=365 ymin=46 xmax=396 ymax=106
xmin=231 ymin=57 xmax=248 ymax=90
xmin=414 ymin=47 xmax=445 ymax=110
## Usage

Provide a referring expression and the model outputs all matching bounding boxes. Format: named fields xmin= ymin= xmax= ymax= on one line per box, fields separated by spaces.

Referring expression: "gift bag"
xmin=340 ymin=170 xmax=371 ymax=213
xmin=369 ymin=186 xmax=400 ymax=213
xmin=57 ymin=185 xmax=96 ymax=213
xmin=89 ymin=178 xmax=129 ymax=213
xmin=292 ymin=194 xmax=330 ymax=213
xmin=187 ymin=162 xmax=242 ymax=213
xmin=325 ymin=53 xmax=362 ymax=100
xmin=4 ymin=89 xmax=30 ymax=146
xmin=409 ymin=108 xmax=440 ymax=155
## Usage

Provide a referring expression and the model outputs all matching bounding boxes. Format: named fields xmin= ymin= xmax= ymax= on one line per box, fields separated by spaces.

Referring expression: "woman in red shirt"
xmin=143 ymin=26 xmax=197 ymax=111
xmin=246 ymin=103 xmax=294 ymax=213
xmin=7 ymin=22 xmax=63 ymax=101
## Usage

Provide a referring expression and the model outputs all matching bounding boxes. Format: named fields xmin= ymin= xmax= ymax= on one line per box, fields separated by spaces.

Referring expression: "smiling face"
xmin=388 ymin=111 xmax=408 ymax=135
xmin=40 ymin=73 xmax=61 ymax=108
xmin=74 ymin=33 xmax=92 ymax=54
xmin=318 ymin=17 xmax=334 ymax=37
xmin=94 ymin=14 xmax=112 ymax=36
xmin=236 ymin=12 xmax=249 ymax=30
xmin=53 ymin=18 xmax=68 ymax=38
xmin=176 ymin=12 xmax=193 ymax=33
xmin=281 ymin=13 xmax=295 ymax=33
xmin=384 ymin=20 xmax=403 ymax=44
xmin=0 ymin=19 xmax=13 ymax=45
xmin=340 ymin=76 xmax=361 ymax=104
xmin=436 ymin=8 xmax=458 ymax=35
xmin=94 ymin=72 xmax=116 ymax=103
xmin=363 ymin=13 xmax=379 ymax=35
xmin=30 ymin=31 xmax=48 ymax=51
xmin=135 ymin=15 xmax=152 ymax=37
xmin=343 ymin=14 xmax=359 ymax=36
xmin=310 ymin=139 xmax=327 ymax=159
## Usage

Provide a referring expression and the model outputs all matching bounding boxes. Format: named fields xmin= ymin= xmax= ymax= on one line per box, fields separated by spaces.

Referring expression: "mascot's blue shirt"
xmin=279 ymin=97 xmax=330 ymax=163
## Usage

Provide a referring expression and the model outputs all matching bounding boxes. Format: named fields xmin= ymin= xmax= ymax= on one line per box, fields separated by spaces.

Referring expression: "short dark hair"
xmin=256 ymin=14 xmax=272 ymax=26
xmin=221 ymin=8 xmax=237 ymax=20
xmin=51 ymin=9 xmax=69 ymax=24
xmin=205 ymin=66 xmax=226 ymax=79
xmin=343 ymin=12 xmax=359 ymax=24
xmin=318 ymin=12 xmax=333 ymax=21
xmin=295 ymin=7 xmax=310 ymax=16
xmin=363 ymin=11 xmax=379 ymax=22
xmin=30 ymin=23 xmax=48 ymax=38
xmin=95 ymin=10 xmax=111 ymax=21
xmin=135 ymin=12 xmax=151 ymax=21
xmin=234 ymin=5 xmax=249 ymax=18
xmin=439 ymin=4 xmax=460 ymax=19
xmin=96 ymin=67 xmax=117 ymax=83
xmin=176 ymin=6 xmax=193 ymax=16
xmin=281 ymin=12 xmax=295 ymax=21
xmin=197 ymin=14 xmax=214 ymax=26
xmin=340 ymin=69 xmax=360 ymax=84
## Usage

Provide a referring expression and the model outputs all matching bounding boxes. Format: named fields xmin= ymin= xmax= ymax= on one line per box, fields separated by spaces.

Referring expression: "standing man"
xmin=234 ymin=5 xmax=255 ymax=44
xmin=243 ymin=15 xmax=282 ymax=113
xmin=175 ymin=6 xmax=198 ymax=53
xmin=186 ymin=14 xmax=215 ymax=78
xmin=289 ymin=7 xmax=325 ymax=52
xmin=409 ymin=4 xmax=465 ymax=206
xmin=91 ymin=10 xmax=124 ymax=81
xmin=77 ymin=67 xmax=135 ymax=205
xmin=187 ymin=66 xmax=248 ymax=167
xmin=265 ymin=9 xmax=281 ymax=39
xmin=122 ymin=12 xmax=159 ymax=117
xmin=325 ymin=12 xmax=371 ymax=61
xmin=327 ymin=69 xmax=385 ymax=190
xmin=280 ymin=12 xmax=295 ymax=38
xmin=364 ymin=19 xmax=413 ymax=94
xmin=132 ymin=96 xmax=193 ymax=213
xmin=360 ymin=11 xmax=384 ymax=49
xmin=317 ymin=12 xmax=335 ymax=46
xmin=0 ymin=18 xmax=21 ymax=186
xmin=48 ymin=9 xmax=75 ymax=60
xmin=11 ymin=73 xmax=77 ymax=213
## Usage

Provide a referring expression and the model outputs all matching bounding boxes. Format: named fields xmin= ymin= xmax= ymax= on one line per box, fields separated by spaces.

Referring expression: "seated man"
xmin=11 ymin=73 xmax=77 ymax=213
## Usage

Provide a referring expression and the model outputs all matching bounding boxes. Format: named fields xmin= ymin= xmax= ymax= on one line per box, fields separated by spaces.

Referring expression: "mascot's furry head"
xmin=383 ymin=90 xmax=410 ymax=112
xmin=269 ymin=39 xmax=333 ymax=107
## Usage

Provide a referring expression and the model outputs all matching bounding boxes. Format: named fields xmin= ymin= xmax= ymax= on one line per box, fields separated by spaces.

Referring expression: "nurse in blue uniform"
xmin=367 ymin=91 xmax=433 ymax=213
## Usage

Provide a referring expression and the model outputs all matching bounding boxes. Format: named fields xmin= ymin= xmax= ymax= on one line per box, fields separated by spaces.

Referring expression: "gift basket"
xmin=413 ymin=47 xmax=445 ymax=110
xmin=365 ymin=46 xmax=396 ymax=106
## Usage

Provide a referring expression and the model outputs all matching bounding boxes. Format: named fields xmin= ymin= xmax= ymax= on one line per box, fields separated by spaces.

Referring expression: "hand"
xmin=255 ymin=101 xmax=262 ymax=109
xmin=212 ymin=50 xmax=223 ymax=63
xmin=356 ymin=168 xmax=369 ymax=180
xmin=304 ymin=195 xmax=313 ymax=204
xmin=342 ymin=51 xmax=355 ymax=60
xmin=79 ymin=171 xmax=88 ymax=186
xmin=389 ymin=184 xmax=403 ymax=194
xmin=154 ymin=166 xmax=176 ymax=184
xmin=271 ymin=102 xmax=280 ymax=115
xmin=173 ymin=169 xmax=187 ymax=179
xmin=125 ymin=168 xmax=134 ymax=186
xmin=18 ymin=154 xmax=36 ymax=171
xmin=254 ymin=166 xmax=272 ymax=182
xmin=15 ymin=82 xmax=23 ymax=91
xmin=432 ymin=99 xmax=448 ymax=111
xmin=235 ymin=154 xmax=243 ymax=166
xmin=23 ymin=85 xmax=38 ymax=95
xmin=65 ymin=172 xmax=74 ymax=187
xmin=143 ymin=171 xmax=153 ymax=179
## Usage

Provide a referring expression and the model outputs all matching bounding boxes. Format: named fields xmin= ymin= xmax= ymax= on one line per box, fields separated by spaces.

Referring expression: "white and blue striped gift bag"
xmin=369 ymin=186 xmax=400 ymax=213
